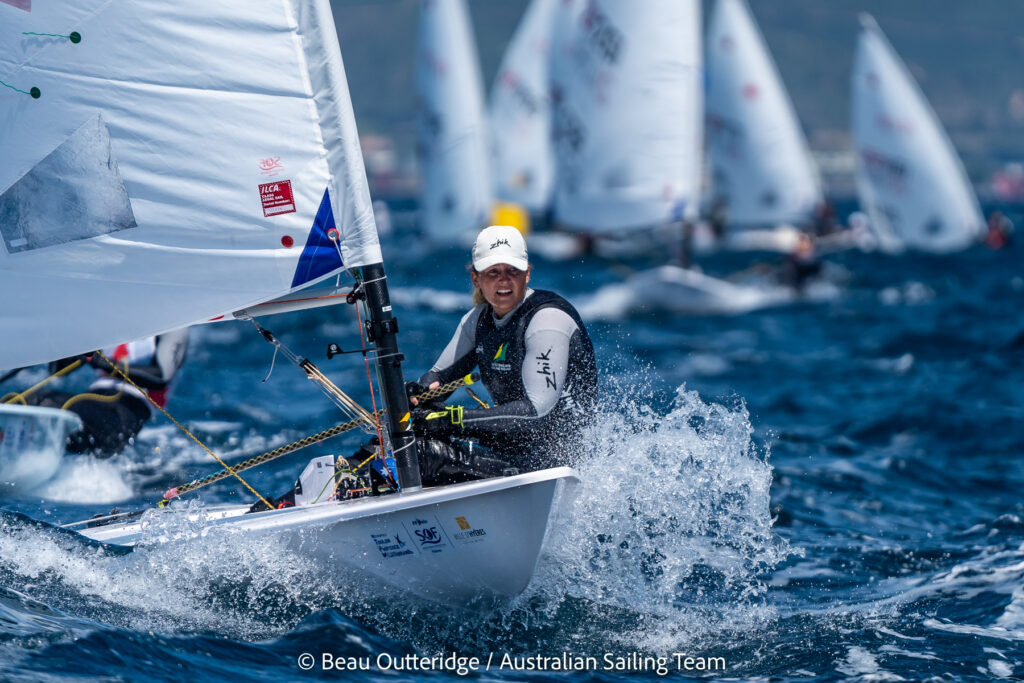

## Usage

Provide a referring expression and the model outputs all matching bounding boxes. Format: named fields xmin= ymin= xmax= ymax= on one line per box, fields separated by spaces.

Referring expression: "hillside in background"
xmin=331 ymin=0 xmax=1024 ymax=197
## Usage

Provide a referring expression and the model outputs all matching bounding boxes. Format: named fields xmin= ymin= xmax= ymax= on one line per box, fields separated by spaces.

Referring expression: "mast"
xmin=360 ymin=262 xmax=422 ymax=492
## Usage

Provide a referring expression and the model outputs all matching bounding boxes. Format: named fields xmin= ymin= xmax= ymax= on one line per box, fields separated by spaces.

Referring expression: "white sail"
xmin=0 ymin=0 xmax=379 ymax=370
xmin=549 ymin=0 xmax=702 ymax=232
xmin=852 ymin=14 xmax=983 ymax=253
xmin=415 ymin=0 xmax=492 ymax=241
xmin=705 ymin=0 xmax=822 ymax=227
xmin=489 ymin=0 xmax=558 ymax=214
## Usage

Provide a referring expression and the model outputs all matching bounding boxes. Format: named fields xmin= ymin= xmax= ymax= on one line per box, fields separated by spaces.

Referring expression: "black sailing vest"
xmin=474 ymin=290 xmax=597 ymax=418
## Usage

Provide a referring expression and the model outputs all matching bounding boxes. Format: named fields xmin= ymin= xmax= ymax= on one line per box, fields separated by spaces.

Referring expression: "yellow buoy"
xmin=490 ymin=202 xmax=531 ymax=236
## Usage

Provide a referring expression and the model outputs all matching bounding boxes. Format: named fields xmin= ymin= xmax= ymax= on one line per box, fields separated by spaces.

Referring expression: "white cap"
xmin=472 ymin=225 xmax=529 ymax=272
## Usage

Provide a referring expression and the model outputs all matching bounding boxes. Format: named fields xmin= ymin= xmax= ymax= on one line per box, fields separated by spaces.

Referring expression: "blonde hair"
xmin=469 ymin=264 xmax=486 ymax=305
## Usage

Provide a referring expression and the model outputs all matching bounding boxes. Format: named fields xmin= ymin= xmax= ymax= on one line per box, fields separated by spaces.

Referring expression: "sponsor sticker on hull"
xmin=408 ymin=516 xmax=450 ymax=554
xmin=450 ymin=515 xmax=488 ymax=544
xmin=371 ymin=531 xmax=415 ymax=559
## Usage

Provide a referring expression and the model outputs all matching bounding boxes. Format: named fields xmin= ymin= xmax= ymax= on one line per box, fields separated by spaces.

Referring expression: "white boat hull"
xmin=0 ymin=405 xmax=82 ymax=494
xmin=80 ymin=467 xmax=579 ymax=604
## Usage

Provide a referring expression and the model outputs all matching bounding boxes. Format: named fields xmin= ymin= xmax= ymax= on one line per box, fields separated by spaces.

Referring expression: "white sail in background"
xmin=852 ymin=14 xmax=983 ymax=253
xmin=549 ymin=0 xmax=702 ymax=232
xmin=415 ymin=0 xmax=492 ymax=240
xmin=0 ymin=0 xmax=379 ymax=370
xmin=489 ymin=0 xmax=558 ymax=214
xmin=706 ymin=0 xmax=822 ymax=227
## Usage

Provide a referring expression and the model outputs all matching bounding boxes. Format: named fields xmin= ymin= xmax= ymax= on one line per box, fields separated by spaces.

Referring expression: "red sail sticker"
xmin=1 ymin=0 xmax=32 ymax=10
xmin=259 ymin=180 xmax=296 ymax=217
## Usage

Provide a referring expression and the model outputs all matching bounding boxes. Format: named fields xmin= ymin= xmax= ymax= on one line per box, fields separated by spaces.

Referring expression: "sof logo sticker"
xmin=410 ymin=517 xmax=448 ymax=553
xmin=452 ymin=516 xmax=488 ymax=544
xmin=371 ymin=531 xmax=415 ymax=559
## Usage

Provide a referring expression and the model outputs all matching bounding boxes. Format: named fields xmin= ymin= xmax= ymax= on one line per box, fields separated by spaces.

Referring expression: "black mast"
xmin=359 ymin=262 xmax=422 ymax=492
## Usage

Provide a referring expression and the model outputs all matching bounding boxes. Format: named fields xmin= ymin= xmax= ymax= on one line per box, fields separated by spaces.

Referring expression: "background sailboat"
xmin=415 ymin=0 xmax=492 ymax=242
xmin=852 ymin=14 xmax=984 ymax=253
xmin=549 ymin=0 xmax=702 ymax=233
xmin=548 ymin=0 xmax=796 ymax=313
xmin=489 ymin=0 xmax=558 ymax=218
xmin=705 ymin=0 xmax=822 ymax=236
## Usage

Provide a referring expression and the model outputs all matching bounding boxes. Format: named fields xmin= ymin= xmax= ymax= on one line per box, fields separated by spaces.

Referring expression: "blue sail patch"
xmin=291 ymin=188 xmax=343 ymax=288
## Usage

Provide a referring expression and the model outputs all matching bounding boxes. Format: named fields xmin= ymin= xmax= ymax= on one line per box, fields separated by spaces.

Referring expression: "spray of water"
xmin=0 ymin=381 xmax=789 ymax=654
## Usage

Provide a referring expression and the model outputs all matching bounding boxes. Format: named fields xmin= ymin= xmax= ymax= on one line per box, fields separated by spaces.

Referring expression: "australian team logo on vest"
xmin=491 ymin=342 xmax=512 ymax=372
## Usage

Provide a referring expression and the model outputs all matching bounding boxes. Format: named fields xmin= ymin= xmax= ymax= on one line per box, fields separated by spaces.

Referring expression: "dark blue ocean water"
xmin=3 ymin=210 xmax=1024 ymax=681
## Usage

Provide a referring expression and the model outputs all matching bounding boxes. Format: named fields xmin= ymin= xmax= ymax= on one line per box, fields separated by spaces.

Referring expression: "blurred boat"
xmin=852 ymin=14 xmax=984 ymax=253
xmin=705 ymin=0 xmax=823 ymax=252
xmin=705 ymin=0 xmax=821 ymax=236
xmin=578 ymin=264 xmax=840 ymax=319
xmin=415 ymin=0 xmax=492 ymax=243
xmin=549 ymin=0 xmax=703 ymax=233
xmin=1 ymin=0 xmax=575 ymax=605
xmin=489 ymin=0 xmax=558 ymax=217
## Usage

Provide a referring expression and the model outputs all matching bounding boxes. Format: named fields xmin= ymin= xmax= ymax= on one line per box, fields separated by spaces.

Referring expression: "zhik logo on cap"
xmin=473 ymin=225 xmax=528 ymax=272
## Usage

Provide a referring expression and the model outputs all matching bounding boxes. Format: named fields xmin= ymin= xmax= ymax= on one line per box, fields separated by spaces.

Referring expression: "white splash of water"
xmin=27 ymin=455 xmax=133 ymax=504
xmin=524 ymin=384 xmax=789 ymax=650
xmin=0 ymin=502 xmax=341 ymax=636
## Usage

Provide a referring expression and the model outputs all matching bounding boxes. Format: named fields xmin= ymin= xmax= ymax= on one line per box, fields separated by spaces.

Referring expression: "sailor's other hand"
xmin=415 ymin=405 xmax=464 ymax=438
xmin=47 ymin=353 xmax=92 ymax=375
xmin=406 ymin=380 xmax=441 ymax=406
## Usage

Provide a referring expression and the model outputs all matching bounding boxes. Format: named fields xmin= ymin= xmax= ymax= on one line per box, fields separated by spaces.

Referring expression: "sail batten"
xmin=0 ymin=0 xmax=380 ymax=369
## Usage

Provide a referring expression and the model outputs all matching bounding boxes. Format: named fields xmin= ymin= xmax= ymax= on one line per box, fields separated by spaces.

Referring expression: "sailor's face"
xmin=472 ymin=264 xmax=530 ymax=318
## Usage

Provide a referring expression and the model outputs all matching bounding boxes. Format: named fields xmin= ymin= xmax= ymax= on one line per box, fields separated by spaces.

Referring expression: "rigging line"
xmin=302 ymin=363 xmax=376 ymax=428
xmin=354 ymin=293 xmax=386 ymax=454
xmin=93 ymin=349 xmax=274 ymax=511
xmin=161 ymin=410 xmax=385 ymax=504
xmin=2 ymin=359 xmax=83 ymax=405
xmin=158 ymin=375 xmax=476 ymax=504
xmin=261 ymin=345 xmax=278 ymax=383
xmin=249 ymin=318 xmax=373 ymax=425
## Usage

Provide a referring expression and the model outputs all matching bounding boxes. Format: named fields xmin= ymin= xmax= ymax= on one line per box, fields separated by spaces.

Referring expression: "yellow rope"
xmin=61 ymin=357 xmax=126 ymax=411
xmin=2 ymin=359 xmax=83 ymax=405
xmin=465 ymin=386 xmax=490 ymax=409
xmin=158 ymin=373 xmax=478 ymax=505
xmin=61 ymin=390 xmax=124 ymax=410
xmin=94 ymin=349 xmax=274 ymax=510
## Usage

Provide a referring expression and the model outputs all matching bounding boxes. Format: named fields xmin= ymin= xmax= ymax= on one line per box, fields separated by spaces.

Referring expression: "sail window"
xmin=0 ymin=114 xmax=136 ymax=254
